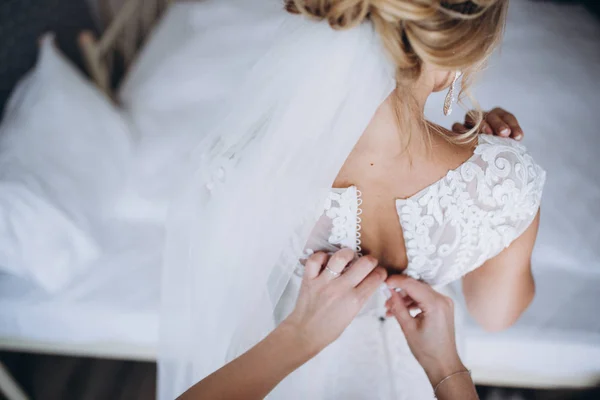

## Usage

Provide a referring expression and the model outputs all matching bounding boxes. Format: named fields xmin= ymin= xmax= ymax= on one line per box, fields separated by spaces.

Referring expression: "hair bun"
xmin=287 ymin=0 xmax=508 ymax=82
xmin=370 ymin=0 xmax=439 ymax=24
xmin=286 ymin=0 xmax=443 ymax=28
xmin=285 ymin=0 xmax=371 ymax=29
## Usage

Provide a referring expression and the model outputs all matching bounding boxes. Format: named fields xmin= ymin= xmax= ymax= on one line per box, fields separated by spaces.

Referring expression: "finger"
xmin=464 ymin=110 xmax=478 ymax=128
xmin=385 ymin=294 xmax=415 ymax=309
xmin=387 ymin=291 xmax=416 ymax=332
xmin=320 ymin=248 xmax=355 ymax=281
xmin=454 ymin=121 xmax=491 ymax=135
xmin=355 ymin=267 xmax=387 ymax=300
xmin=464 ymin=110 xmax=492 ymax=134
xmin=480 ymin=120 xmax=493 ymax=134
xmin=387 ymin=277 xmax=438 ymax=313
xmin=385 ymin=274 xmax=411 ymax=289
xmin=304 ymin=252 xmax=329 ymax=280
xmin=386 ymin=276 xmax=421 ymax=309
xmin=498 ymin=112 xmax=523 ymax=140
xmin=339 ymin=255 xmax=378 ymax=287
xmin=451 ymin=123 xmax=467 ymax=134
xmin=486 ymin=112 xmax=511 ymax=137
xmin=386 ymin=302 xmax=419 ymax=315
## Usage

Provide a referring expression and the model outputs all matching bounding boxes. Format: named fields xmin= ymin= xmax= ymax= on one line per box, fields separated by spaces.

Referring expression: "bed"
xmin=0 ymin=0 xmax=599 ymax=399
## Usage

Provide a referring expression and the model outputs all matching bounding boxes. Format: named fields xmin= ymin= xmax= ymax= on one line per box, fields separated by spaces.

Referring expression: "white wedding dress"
xmin=271 ymin=134 xmax=546 ymax=399
xmin=156 ymin=9 xmax=547 ymax=398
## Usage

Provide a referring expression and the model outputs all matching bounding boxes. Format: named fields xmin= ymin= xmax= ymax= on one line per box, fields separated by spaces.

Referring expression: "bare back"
xmin=333 ymin=97 xmax=477 ymax=273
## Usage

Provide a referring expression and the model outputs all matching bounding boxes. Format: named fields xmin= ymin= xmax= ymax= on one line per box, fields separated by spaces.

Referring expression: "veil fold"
xmin=158 ymin=12 xmax=395 ymax=399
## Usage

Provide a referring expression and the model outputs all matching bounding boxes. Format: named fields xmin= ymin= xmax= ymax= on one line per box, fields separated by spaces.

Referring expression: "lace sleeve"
xmin=399 ymin=135 xmax=546 ymax=287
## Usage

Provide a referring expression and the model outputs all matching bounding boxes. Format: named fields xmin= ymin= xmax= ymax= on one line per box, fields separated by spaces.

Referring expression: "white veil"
xmin=158 ymin=11 xmax=395 ymax=400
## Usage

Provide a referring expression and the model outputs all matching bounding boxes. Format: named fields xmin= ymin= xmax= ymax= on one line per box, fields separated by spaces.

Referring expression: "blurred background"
xmin=0 ymin=0 xmax=599 ymax=399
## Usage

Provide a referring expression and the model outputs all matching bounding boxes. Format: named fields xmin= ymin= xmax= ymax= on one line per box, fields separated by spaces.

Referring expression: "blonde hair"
xmin=285 ymin=0 xmax=509 ymax=143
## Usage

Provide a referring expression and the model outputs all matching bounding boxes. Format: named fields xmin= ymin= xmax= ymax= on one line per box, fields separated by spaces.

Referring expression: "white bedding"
xmin=0 ymin=221 xmax=161 ymax=348
xmin=0 ymin=36 xmax=132 ymax=291
xmin=0 ymin=0 xmax=599 ymax=388
xmin=462 ymin=267 xmax=600 ymax=387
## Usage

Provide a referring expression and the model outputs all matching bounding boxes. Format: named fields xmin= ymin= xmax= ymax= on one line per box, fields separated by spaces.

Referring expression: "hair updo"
xmin=286 ymin=0 xmax=507 ymax=81
xmin=286 ymin=0 xmax=509 ymax=143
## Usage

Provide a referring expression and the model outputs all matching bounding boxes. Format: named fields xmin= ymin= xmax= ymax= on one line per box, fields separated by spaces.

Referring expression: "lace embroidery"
xmin=299 ymin=136 xmax=545 ymax=287
xmin=396 ymin=135 xmax=546 ymax=286
xmin=324 ymin=187 xmax=362 ymax=254
xmin=356 ymin=189 xmax=363 ymax=256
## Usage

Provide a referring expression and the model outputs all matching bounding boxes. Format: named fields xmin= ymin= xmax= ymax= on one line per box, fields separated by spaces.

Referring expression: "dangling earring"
xmin=443 ymin=71 xmax=462 ymax=116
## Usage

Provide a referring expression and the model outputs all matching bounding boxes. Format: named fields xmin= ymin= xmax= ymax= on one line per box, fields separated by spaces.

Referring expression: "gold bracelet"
xmin=433 ymin=369 xmax=472 ymax=398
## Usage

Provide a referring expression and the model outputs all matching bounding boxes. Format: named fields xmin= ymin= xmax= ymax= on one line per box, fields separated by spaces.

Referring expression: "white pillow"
xmin=0 ymin=35 xmax=132 ymax=291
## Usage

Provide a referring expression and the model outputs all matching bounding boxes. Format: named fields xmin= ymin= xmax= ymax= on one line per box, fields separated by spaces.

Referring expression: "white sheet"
xmin=0 ymin=0 xmax=599 ymax=388
xmin=0 ymin=221 xmax=161 ymax=346
xmin=462 ymin=267 xmax=600 ymax=387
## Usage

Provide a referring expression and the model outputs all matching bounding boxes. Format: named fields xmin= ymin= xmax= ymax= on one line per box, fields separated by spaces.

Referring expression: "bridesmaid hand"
xmin=282 ymin=249 xmax=387 ymax=357
xmin=385 ymin=275 xmax=466 ymax=387
xmin=452 ymin=107 xmax=524 ymax=140
xmin=179 ymin=250 xmax=385 ymax=400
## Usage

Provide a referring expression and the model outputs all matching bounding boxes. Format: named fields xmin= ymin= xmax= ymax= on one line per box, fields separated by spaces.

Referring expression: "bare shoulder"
xmin=426 ymin=127 xmax=478 ymax=175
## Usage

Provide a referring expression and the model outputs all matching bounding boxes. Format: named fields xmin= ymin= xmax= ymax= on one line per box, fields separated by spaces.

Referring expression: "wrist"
xmin=422 ymin=356 xmax=467 ymax=388
xmin=275 ymin=320 xmax=321 ymax=363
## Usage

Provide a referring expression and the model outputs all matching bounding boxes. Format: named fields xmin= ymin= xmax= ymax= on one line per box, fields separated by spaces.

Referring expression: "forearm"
xmin=179 ymin=323 xmax=313 ymax=400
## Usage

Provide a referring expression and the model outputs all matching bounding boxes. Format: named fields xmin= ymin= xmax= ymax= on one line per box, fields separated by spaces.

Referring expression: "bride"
xmin=159 ymin=0 xmax=546 ymax=399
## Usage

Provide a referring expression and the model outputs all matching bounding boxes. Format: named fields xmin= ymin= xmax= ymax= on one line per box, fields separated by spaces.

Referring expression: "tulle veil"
xmin=158 ymin=10 xmax=396 ymax=399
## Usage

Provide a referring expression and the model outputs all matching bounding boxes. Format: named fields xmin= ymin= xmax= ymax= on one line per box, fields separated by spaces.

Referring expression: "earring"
xmin=443 ymin=71 xmax=462 ymax=116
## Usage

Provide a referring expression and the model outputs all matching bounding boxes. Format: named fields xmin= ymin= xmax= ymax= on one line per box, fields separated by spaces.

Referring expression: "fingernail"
xmin=500 ymin=128 xmax=511 ymax=136
xmin=515 ymin=134 xmax=523 ymax=141
xmin=394 ymin=287 xmax=403 ymax=293
xmin=485 ymin=126 xmax=493 ymax=134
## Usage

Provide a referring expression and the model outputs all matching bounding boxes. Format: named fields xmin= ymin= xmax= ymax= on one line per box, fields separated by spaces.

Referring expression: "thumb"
xmin=388 ymin=291 xmax=415 ymax=333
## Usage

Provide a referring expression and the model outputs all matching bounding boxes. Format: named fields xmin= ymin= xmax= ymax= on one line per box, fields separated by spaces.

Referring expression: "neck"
xmin=410 ymin=71 xmax=437 ymax=112
xmin=356 ymin=76 xmax=435 ymax=160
